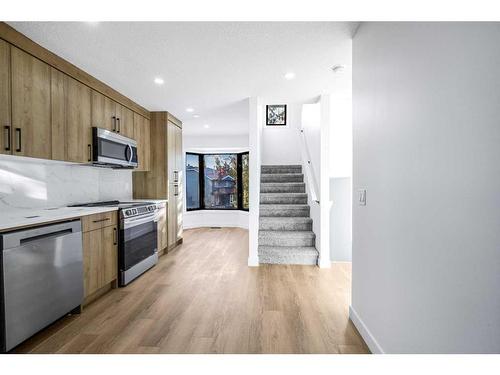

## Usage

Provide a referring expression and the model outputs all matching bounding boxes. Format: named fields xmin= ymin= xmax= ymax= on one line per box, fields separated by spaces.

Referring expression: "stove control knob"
xmin=125 ymin=210 xmax=131 ymax=216
xmin=133 ymin=209 xmax=137 ymax=215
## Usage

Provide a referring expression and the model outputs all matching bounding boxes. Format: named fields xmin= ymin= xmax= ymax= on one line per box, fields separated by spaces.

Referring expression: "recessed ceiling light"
xmin=203 ymin=124 xmax=210 ymax=129
xmin=186 ymin=107 xmax=194 ymax=113
xmin=284 ymin=72 xmax=295 ymax=80
xmin=154 ymin=77 xmax=164 ymax=85
xmin=193 ymin=114 xmax=200 ymax=118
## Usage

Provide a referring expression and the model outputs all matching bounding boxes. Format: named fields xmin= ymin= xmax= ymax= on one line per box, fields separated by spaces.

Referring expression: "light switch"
xmin=358 ymin=189 xmax=366 ymax=206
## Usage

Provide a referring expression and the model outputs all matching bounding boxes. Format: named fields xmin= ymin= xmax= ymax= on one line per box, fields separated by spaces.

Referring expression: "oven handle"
xmin=123 ymin=212 xmax=158 ymax=229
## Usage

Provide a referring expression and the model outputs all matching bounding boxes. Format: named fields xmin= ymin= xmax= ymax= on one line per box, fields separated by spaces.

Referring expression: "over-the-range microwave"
xmin=91 ymin=127 xmax=138 ymax=168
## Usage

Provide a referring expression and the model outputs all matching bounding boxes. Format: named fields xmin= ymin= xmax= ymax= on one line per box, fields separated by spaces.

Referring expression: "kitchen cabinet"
xmin=117 ymin=104 xmax=134 ymax=139
xmin=91 ymin=90 xmax=116 ymax=132
xmin=11 ymin=46 xmax=51 ymax=159
xmin=167 ymin=120 xmax=183 ymax=249
xmin=51 ymin=68 xmax=92 ymax=163
xmin=157 ymin=202 xmax=168 ymax=255
xmin=82 ymin=212 xmax=118 ymax=301
xmin=134 ymin=112 xmax=151 ymax=171
xmin=132 ymin=112 xmax=183 ymax=251
xmin=92 ymin=91 xmax=135 ymax=138
xmin=0 ymin=40 xmax=11 ymax=155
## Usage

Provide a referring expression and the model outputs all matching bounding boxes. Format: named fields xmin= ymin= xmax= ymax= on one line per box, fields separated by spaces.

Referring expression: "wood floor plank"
xmin=13 ymin=227 xmax=369 ymax=354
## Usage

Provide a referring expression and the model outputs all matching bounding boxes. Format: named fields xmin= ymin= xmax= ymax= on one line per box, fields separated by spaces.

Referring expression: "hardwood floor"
xmin=14 ymin=227 xmax=369 ymax=354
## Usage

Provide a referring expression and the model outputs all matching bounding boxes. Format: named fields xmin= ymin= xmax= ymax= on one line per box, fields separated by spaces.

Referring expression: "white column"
xmin=318 ymin=94 xmax=331 ymax=268
xmin=248 ymin=97 xmax=262 ymax=266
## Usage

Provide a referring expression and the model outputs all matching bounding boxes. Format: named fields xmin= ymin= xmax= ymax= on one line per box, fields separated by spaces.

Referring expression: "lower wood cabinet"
xmin=157 ymin=203 xmax=168 ymax=255
xmin=82 ymin=212 xmax=118 ymax=301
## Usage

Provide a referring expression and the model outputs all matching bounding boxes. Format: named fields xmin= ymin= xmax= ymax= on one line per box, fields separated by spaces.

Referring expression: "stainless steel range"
xmin=69 ymin=200 xmax=159 ymax=286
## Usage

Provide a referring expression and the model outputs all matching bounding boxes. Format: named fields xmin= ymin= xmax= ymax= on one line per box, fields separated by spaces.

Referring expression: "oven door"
xmin=120 ymin=213 xmax=158 ymax=274
xmin=93 ymin=127 xmax=138 ymax=168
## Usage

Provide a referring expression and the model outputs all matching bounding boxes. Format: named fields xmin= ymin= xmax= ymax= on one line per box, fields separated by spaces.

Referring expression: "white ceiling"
xmin=8 ymin=22 xmax=355 ymax=135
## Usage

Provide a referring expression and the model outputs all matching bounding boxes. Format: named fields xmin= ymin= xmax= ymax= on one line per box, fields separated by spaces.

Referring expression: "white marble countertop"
xmin=0 ymin=199 xmax=169 ymax=232
xmin=0 ymin=206 xmax=119 ymax=232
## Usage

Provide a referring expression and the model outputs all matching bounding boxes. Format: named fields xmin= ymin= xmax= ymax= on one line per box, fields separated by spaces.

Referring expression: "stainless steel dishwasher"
xmin=0 ymin=219 xmax=83 ymax=352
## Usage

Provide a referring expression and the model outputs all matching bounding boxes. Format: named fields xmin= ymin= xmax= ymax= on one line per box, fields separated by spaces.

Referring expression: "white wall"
xmin=183 ymin=133 xmax=249 ymax=230
xmin=0 ymin=154 xmax=132 ymax=211
xmin=248 ymin=97 xmax=262 ymax=266
xmin=330 ymin=87 xmax=353 ymax=263
xmin=351 ymin=22 xmax=500 ymax=353
xmin=261 ymin=103 xmax=301 ymax=165
xmin=330 ymin=177 xmax=352 ymax=262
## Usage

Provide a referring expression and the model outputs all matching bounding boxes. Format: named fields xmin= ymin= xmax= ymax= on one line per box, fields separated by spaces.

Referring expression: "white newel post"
xmin=248 ymin=97 xmax=262 ymax=266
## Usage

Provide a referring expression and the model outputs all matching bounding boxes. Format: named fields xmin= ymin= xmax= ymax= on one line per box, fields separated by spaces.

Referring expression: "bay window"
xmin=186 ymin=152 xmax=249 ymax=211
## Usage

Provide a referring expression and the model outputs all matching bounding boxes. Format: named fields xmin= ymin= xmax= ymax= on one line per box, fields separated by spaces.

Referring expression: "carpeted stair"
xmin=258 ymin=165 xmax=319 ymax=265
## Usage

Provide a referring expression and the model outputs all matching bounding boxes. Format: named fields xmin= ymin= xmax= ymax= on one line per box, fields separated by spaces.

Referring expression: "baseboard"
xmin=349 ymin=305 xmax=384 ymax=354
xmin=248 ymin=256 xmax=259 ymax=267
xmin=183 ymin=224 xmax=249 ymax=230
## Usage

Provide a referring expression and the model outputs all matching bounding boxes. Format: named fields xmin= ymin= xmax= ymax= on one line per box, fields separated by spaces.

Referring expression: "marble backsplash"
xmin=0 ymin=155 xmax=133 ymax=212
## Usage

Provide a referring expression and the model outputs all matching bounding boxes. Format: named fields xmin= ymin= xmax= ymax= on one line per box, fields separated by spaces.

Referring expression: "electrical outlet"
xmin=358 ymin=189 xmax=366 ymax=206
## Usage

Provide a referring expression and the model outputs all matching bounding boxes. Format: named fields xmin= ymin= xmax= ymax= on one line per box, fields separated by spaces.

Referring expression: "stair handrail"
xmin=298 ymin=128 xmax=320 ymax=204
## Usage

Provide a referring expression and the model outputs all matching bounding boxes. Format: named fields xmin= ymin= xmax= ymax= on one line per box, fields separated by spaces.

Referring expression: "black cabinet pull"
xmin=113 ymin=227 xmax=117 ymax=245
xmin=15 ymin=128 xmax=21 ymax=152
xmin=92 ymin=218 xmax=111 ymax=223
xmin=88 ymin=144 xmax=92 ymax=162
xmin=112 ymin=116 xmax=116 ymax=132
xmin=3 ymin=126 xmax=10 ymax=151
xmin=116 ymin=118 xmax=120 ymax=133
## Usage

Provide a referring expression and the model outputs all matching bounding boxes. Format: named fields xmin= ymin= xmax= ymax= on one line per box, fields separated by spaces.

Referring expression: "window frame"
xmin=185 ymin=151 xmax=249 ymax=212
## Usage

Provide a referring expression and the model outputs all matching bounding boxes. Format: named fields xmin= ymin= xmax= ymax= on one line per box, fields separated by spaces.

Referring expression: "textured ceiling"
xmin=8 ymin=22 xmax=354 ymax=135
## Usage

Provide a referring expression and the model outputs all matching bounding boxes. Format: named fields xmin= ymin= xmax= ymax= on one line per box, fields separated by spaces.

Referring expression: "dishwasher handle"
xmin=20 ymin=229 xmax=73 ymax=245
xmin=1 ymin=220 xmax=82 ymax=250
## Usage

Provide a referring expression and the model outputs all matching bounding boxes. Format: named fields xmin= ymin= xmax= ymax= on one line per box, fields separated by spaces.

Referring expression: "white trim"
xmin=349 ymin=305 xmax=385 ymax=354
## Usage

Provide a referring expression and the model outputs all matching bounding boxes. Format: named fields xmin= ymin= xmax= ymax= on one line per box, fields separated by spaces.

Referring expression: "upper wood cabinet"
xmin=0 ymin=40 xmax=11 ymax=155
xmin=91 ymin=90 xmax=116 ymax=132
xmin=134 ymin=112 xmax=150 ymax=171
xmin=51 ymin=68 xmax=92 ymax=163
xmin=11 ymin=46 xmax=51 ymax=159
xmin=91 ymin=91 xmax=135 ymax=138
xmin=116 ymin=104 xmax=134 ymax=139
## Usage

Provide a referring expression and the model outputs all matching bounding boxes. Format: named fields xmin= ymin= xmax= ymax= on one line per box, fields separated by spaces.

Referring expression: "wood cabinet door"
xmin=83 ymin=229 xmax=103 ymax=298
xmin=91 ymin=90 xmax=116 ymax=132
xmin=52 ymin=71 xmax=92 ymax=163
xmin=0 ymin=40 xmax=11 ymax=155
xmin=117 ymin=104 xmax=134 ymax=138
xmin=102 ymin=225 xmax=118 ymax=285
xmin=174 ymin=125 xmax=183 ymax=240
xmin=167 ymin=121 xmax=177 ymax=184
xmin=157 ymin=205 xmax=167 ymax=252
xmin=66 ymin=76 xmax=92 ymax=163
xmin=11 ymin=46 xmax=51 ymax=159
xmin=167 ymin=191 xmax=176 ymax=248
xmin=133 ymin=113 xmax=150 ymax=171
xmin=50 ymin=68 xmax=66 ymax=161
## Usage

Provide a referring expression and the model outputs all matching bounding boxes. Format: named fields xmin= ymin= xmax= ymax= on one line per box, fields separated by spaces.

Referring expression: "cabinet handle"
xmin=88 ymin=144 xmax=92 ymax=162
xmin=173 ymin=170 xmax=179 ymax=183
xmin=15 ymin=128 xmax=21 ymax=152
xmin=113 ymin=227 xmax=117 ymax=245
xmin=112 ymin=116 xmax=116 ymax=132
xmin=174 ymin=184 xmax=179 ymax=196
xmin=92 ymin=218 xmax=111 ymax=223
xmin=116 ymin=117 xmax=120 ymax=133
xmin=3 ymin=126 xmax=10 ymax=151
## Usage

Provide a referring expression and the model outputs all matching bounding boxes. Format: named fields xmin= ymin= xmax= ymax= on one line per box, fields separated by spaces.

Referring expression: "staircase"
xmin=258 ymin=165 xmax=319 ymax=265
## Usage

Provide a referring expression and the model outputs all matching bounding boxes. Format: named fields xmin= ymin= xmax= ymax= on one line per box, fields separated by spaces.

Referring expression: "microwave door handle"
xmin=127 ymin=144 xmax=133 ymax=163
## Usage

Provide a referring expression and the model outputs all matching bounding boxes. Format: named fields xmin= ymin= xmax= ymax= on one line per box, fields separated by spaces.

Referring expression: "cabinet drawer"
xmin=82 ymin=211 xmax=117 ymax=232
